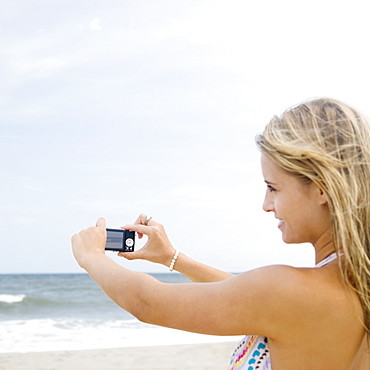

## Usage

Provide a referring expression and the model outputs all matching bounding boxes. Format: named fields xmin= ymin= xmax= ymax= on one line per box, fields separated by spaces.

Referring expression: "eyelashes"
xmin=267 ymin=185 xmax=277 ymax=192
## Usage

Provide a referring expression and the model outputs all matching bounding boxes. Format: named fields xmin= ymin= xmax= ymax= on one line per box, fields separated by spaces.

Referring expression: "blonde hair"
xmin=256 ymin=97 xmax=370 ymax=332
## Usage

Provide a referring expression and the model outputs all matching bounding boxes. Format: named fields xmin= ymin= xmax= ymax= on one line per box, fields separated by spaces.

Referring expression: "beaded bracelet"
xmin=169 ymin=250 xmax=180 ymax=271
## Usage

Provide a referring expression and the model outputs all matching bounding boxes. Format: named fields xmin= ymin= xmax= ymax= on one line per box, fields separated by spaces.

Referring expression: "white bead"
xmin=169 ymin=250 xmax=180 ymax=271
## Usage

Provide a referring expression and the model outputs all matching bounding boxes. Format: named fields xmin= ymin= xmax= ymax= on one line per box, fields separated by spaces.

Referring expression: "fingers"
xmin=118 ymin=250 xmax=144 ymax=260
xmin=117 ymin=214 xmax=173 ymax=266
xmin=136 ymin=213 xmax=156 ymax=227
xmin=122 ymin=223 xmax=150 ymax=236
xmin=122 ymin=214 xmax=158 ymax=239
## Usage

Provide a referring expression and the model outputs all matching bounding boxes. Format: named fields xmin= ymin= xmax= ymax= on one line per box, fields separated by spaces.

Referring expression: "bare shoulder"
xmin=225 ymin=263 xmax=354 ymax=337
xmin=231 ymin=264 xmax=323 ymax=301
xmin=235 ymin=262 xmax=348 ymax=302
xmin=215 ymin=265 xmax=366 ymax=368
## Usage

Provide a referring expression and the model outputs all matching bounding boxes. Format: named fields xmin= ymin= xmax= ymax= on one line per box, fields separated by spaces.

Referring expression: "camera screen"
xmin=106 ymin=229 xmax=124 ymax=248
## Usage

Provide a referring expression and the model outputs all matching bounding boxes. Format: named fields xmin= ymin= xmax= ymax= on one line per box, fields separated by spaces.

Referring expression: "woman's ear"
xmin=318 ymin=187 xmax=328 ymax=205
xmin=310 ymin=182 xmax=328 ymax=205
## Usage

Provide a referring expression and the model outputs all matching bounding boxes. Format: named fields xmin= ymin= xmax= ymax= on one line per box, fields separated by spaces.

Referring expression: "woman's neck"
xmin=314 ymin=228 xmax=335 ymax=265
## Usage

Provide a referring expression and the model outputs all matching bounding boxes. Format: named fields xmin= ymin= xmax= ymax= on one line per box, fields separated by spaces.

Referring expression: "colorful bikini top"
xmin=228 ymin=252 xmax=342 ymax=370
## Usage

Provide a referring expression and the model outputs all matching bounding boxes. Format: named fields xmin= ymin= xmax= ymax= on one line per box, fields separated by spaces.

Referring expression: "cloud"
xmin=11 ymin=217 xmax=39 ymax=225
xmin=22 ymin=184 xmax=44 ymax=192
xmin=69 ymin=200 xmax=136 ymax=214
xmin=89 ymin=17 xmax=102 ymax=31
xmin=16 ymin=56 xmax=68 ymax=74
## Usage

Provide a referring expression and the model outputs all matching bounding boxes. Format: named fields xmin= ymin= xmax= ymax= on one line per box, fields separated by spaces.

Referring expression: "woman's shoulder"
xmin=233 ymin=263 xmax=335 ymax=297
xmin=235 ymin=262 xmax=345 ymax=297
xmin=228 ymin=263 xmax=354 ymax=333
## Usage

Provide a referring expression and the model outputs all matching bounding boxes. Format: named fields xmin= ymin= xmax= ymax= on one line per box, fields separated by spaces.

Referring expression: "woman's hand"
xmin=71 ymin=217 xmax=107 ymax=269
xmin=118 ymin=214 xmax=176 ymax=268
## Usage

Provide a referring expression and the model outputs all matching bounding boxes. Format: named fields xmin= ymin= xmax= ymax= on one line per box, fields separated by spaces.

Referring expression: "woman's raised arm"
xmin=71 ymin=217 xmax=297 ymax=338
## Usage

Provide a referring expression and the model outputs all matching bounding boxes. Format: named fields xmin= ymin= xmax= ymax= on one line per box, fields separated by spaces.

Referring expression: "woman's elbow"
xmin=126 ymin=298 xmax=156 ymax=325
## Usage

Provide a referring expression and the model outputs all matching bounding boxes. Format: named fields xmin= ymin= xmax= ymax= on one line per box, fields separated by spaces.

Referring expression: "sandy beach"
xmin=0 ymin=341 xmax=239 ymax=370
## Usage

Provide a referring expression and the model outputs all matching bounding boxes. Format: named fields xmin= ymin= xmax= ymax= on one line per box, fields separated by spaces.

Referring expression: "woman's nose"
xmin=262 ymin=191 xmax=274 ymax=213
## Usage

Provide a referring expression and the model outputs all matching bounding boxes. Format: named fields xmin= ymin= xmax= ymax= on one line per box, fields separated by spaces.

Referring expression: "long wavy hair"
xmin=256 ymin=97 xmax=370 ymax=332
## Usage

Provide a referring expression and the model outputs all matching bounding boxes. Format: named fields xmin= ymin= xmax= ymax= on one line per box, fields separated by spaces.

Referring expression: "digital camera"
xmin=105 ymin=228 xmax=135 ymax=252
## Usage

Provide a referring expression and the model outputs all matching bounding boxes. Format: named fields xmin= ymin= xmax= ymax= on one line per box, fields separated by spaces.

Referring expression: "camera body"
xmin=105 ymin=228 xmax=135 ymax=252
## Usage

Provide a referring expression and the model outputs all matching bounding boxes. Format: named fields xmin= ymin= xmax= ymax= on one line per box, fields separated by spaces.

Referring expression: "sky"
xmin=1 ymin=0 xmax=370 ymax=274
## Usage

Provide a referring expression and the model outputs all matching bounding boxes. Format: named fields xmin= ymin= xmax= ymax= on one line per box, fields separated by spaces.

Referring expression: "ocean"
xmin=0 ymin=273 xmax=239 ymax=353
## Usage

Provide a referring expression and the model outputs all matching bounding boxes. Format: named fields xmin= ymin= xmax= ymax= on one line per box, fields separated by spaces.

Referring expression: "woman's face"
xmin=261 ymin=153 xmax=331 ymax=246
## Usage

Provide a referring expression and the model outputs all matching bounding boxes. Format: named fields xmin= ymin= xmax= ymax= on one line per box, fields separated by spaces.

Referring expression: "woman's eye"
xmin=267 ymin=185 xmax=276 ymax=192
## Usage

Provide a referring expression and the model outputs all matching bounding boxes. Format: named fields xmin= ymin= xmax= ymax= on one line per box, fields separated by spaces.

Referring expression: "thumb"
xmin=96 ymin=217 xmax=107 ymax=230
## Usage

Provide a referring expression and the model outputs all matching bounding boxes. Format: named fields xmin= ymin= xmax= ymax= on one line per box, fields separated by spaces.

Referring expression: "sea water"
xmin=0 ymin=273 xmax=239 ymax=353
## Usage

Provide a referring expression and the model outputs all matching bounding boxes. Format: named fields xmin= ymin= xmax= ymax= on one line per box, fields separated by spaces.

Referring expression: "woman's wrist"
xmin=79 ymin=252 xmax=107 ymax=271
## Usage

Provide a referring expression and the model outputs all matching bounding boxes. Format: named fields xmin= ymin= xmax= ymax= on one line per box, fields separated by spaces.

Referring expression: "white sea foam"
xmin=0 ymin=318 xmax=241 ymax=353
xmin=0 ymin=294 xmax=26 ymax=303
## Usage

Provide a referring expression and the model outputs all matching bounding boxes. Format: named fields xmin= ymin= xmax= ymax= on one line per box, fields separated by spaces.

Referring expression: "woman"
xmin=72 ymin=98 xmax=370 ymax=369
